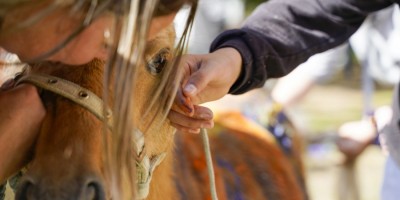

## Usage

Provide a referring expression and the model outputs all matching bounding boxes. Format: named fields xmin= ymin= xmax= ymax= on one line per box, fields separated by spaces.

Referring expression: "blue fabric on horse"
xmin=267 ymin=108 xmax=293 ymax=155
xmin=217 ymin=157 xmax=244 ymax=200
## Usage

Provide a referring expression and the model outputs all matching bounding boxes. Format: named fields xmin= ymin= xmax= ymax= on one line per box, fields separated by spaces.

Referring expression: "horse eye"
xmin=147 ymin=48 xmax=170 ymax=75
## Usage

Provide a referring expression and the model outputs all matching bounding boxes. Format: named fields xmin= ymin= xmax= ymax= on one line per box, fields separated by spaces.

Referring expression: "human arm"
xmin=170 ymin=0 xmax=395 ymax=132
xmin=0 ymin=84 xmax=45 ymax=183
xmin=182 ymin=0 xmax=393 ymax=102
xmin=212 ymin=0 xmax=392 ymax=94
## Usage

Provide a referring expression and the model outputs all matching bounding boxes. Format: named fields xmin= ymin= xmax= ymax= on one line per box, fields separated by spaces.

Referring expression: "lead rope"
xmin=200 ymin=128 xmax=218 ymax=200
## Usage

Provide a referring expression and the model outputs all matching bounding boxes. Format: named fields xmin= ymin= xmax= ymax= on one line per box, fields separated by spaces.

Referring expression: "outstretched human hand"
xmin=168 ymin=47 xmax=242 ymax=133
xmin=179 ymin=47 xmax=242 ymax=105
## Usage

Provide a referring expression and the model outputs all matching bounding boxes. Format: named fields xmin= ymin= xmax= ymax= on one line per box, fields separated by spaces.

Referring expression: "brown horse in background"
xmin=175 ymin=109 xmax=307 ymax=200
xmin=1 ymin=23 xmax=307 ymax=200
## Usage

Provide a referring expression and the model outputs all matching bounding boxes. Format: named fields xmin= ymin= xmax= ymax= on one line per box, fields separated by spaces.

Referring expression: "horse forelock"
xmin=141 ymin=25 xmax=178 ymax=124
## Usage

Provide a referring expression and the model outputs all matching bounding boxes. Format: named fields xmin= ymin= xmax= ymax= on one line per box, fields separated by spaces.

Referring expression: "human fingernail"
xmin=184 ymin=84 xmax=197 ymax=96
xmin=180 ymin=98 xmax=193 ymax=113
xmin=189 ymin=129 xmax=200 ymax=134
xmin=201 ymin=121 xmax=214 ymax=129
xmin=199 ymin=113 xmax=212 ymax=120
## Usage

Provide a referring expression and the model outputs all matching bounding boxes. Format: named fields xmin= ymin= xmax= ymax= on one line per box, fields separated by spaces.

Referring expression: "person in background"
xmin=271 ymin=5 xmax=400 ymax=159
xmin=175 ymin=0 xmax=244 ymax=54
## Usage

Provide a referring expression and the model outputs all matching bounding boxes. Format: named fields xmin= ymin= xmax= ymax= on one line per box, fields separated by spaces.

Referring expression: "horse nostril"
xmin=15 ymin=179 xmax=36 ymax=200
xmin=85 ymin=180 xmax=105 ymax=200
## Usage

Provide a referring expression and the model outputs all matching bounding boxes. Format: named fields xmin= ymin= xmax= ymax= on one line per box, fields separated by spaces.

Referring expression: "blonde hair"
xmin=1 ymin=0 xmax=198 ymax=198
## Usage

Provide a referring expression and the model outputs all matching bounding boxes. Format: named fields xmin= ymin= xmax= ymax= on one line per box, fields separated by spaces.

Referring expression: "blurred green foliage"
xmin=245 ymin=0 xmax=266 ymax=14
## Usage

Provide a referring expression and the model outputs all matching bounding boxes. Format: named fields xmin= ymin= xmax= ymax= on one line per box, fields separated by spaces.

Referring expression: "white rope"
xmin=200 ymin=128 xmax=218 ymax=200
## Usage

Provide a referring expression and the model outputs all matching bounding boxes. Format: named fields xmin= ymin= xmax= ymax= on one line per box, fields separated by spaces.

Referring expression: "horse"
xmin=0 ymin=24 xmax=178 ymax=200
xmin=175 ymin=110 xmax=307 ymax=200
xmin=0 ymin=7 xmax=306 ymax=200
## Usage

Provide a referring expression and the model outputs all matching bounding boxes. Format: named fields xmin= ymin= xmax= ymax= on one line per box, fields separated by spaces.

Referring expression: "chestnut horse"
xmin=175 ymin=110 xmax=307 ymax=200
xmin=1 ymin=20 xmax=306 ymax=200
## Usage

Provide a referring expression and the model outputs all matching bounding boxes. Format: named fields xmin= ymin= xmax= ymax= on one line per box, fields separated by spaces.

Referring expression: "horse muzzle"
xmin=15 ymin=174 xmax=106 ymax=200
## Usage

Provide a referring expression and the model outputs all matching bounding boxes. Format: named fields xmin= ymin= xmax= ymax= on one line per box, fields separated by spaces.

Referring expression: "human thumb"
xmin=183 ymin=83 xmax=197 ymax=98
xmin=183 ymin=70 xmax=210 ymax=103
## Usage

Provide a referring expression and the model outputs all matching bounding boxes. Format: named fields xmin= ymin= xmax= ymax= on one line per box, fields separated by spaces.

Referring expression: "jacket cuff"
xmin=210 ymin=30 xmax=254 ymax=94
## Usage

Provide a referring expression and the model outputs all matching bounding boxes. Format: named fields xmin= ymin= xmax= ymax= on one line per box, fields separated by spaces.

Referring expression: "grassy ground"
xmin=305 ymin=145 xmax=385 ymax=200
xmin=294 ymin=85 xmax=393 ymax=134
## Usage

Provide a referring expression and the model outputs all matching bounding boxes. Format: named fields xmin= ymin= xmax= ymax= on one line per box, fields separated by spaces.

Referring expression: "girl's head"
xmin=0 ymin=0 xmax=196 ymax=65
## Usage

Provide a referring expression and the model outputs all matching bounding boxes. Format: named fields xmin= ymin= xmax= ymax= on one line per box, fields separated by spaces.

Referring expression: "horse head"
xmin=14 ymin=26 xmax=177 ymax=200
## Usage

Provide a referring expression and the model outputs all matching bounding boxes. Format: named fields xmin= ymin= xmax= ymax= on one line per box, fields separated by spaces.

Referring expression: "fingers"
xmin=179 ymin=48 xmax=242 ymax=105
xmin=168 ymin=105 xmax=214 ymax=134
xmin=175 ymin=85 xmax=195 ymax=116
xmin=336 ymin=119 xmax=377 ymax=161
xmin=179 ymin=54 xmax=213 ymax=105
xmin=183 ymin=70 xmax=211 ymax=104
xmin=169 ymin=122 xmax=201 ymax=134
xmin=191 ymin=105 xmax=213 ymax=120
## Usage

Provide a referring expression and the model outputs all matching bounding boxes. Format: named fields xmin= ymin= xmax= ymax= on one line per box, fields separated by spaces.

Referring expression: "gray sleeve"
xmin=211 ymin=0 xmax=394 ymax=94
